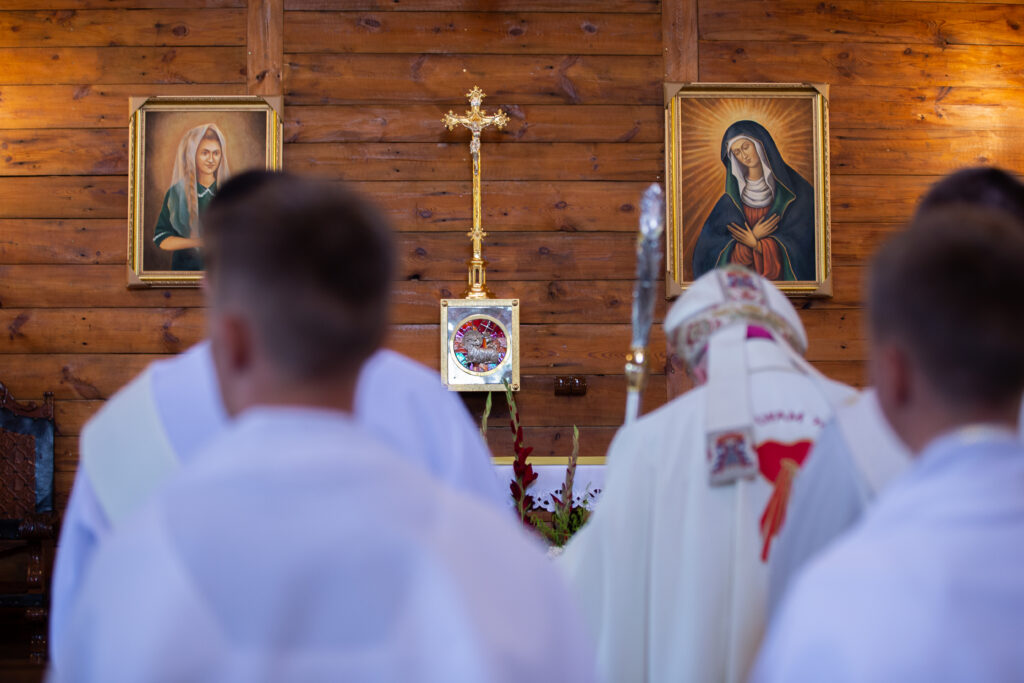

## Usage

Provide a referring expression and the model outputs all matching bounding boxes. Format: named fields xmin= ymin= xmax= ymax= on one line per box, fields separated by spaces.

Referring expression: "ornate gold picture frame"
xmin=441 ymin=298 xmax=520 ymax=392
xmin=665 ymin=83 xmax=832 ymax=297
xmin=127 ymin=96 xmax=283 ymax=288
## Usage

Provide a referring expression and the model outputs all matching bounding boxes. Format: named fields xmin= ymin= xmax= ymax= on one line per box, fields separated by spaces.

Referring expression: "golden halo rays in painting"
xmin=676 ymin=96 xmax=814 ymax=279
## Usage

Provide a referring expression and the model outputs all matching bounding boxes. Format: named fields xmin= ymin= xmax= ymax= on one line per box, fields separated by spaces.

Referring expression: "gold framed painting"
xmin=441 ymin=298 xmax=520 ymax=392
xmin=665 ymin=83 xmax=832 ymax=297
xmin=127 ymin=96 xmax=283 ymax=288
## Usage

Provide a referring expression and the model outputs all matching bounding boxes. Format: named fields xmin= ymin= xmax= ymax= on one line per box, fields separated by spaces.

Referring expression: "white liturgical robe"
xmin=52 ymin=409 xmax=594 ymax=683
xmin=767 ymin=389 xmax=910 ymax=614
xmin=558 ymin=339 xmax=854 ymax=683
xmin=752 ymin=427 xmax=1024 ymax=683
xmin=50 ymin=343 xmax=503 ymax=659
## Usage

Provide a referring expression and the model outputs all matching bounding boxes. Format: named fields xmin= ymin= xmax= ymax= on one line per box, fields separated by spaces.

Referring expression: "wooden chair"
xmin=0 ymin=382 xmax=57 ymax=665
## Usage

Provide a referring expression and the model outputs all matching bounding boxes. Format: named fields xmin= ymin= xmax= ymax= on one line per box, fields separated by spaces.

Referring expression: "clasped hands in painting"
xmin=727 ymin=213 xmax=780 ymax=254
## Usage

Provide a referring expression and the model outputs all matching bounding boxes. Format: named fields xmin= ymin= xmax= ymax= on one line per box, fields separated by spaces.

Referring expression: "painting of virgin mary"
xmin=692 ymin=120 xmax=815 ymax=281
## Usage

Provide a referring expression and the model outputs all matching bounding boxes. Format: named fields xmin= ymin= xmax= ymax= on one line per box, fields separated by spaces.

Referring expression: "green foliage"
xmin=501 ymin=381 xmax=594 ymax=546
xmin=528 ymin=424 xmax=593 ymax=547
xmin=530 ymin=488 xmax=594 ymax=548
xmin=479 ymin=390 xmax=492 ymax=440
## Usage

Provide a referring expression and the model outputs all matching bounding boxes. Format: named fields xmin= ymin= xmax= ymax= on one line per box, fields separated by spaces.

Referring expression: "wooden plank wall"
xmin=1 ymin=0 xmax=1023 ymax=513
xmin=280 ymin=0 xmax=665 ymax=464
xmin=0 ymin=1 xmax=248 ymax=511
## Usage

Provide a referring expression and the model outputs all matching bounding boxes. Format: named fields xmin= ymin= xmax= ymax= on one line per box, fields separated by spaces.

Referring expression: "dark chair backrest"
xmin=0 ymin=383 xmax=54 ymax=534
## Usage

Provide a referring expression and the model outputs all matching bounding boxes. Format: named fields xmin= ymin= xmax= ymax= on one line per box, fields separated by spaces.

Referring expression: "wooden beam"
xmin=247 ymin=0 xmax=283 ymax=96
xmin=663 ymin=0 xmax=697 ymax=81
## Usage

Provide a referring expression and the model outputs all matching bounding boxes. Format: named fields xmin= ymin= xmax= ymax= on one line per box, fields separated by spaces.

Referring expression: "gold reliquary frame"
xmin=441 ymin=298 xmax=520 ymax=392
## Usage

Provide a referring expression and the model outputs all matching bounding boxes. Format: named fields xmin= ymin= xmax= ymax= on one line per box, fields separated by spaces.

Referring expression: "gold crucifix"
xmin=442 ymin=86 xmax=509 ymax=299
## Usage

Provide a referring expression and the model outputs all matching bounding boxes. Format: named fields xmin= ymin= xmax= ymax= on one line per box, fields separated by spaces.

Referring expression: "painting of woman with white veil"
xmin=128 ymin=97 xmax=281 ymax=286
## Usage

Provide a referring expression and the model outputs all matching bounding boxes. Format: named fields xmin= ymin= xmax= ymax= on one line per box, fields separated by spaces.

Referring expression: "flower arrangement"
xmin=482 ymin=381 xmax=592 ymax=546
xmin=504 ymin=381 xmax=538 ymax=524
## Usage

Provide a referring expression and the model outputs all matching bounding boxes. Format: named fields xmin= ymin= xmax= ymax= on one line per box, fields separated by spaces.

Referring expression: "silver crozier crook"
xmin=624 ymin=184 xmax=665 ymax=424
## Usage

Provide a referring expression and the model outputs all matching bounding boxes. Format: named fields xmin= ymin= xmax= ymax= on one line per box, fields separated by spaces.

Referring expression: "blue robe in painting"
xmin=693 ymin=120 xmax=816 ymax=281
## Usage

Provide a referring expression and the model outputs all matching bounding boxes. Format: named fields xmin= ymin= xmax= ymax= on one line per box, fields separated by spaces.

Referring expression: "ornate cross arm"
xmin=442 ymin=86 xmax=509 ymax=299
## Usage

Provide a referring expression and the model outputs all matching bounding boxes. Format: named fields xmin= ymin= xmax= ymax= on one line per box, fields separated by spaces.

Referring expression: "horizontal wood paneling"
xmin=0 ymin=128 xmax=126 ymax=176
xmin=0 ymin=269 xmax=662 ymax=322
xmin=0 ymin=309 xmax=866 ymax=364
xmin=0 ymin=176 xmax=125 ymax=218
xmin=3 ymin=226 xmax=653 ymax=274
xmin=284 ymin=104 xmax=663 ymax=143
xmin=285 ymin=142 xmax=662 ymax=181
xmin=284 ymin=54 xmax=662 ymax=105
xmin=2 ymin=1 xmax=244 ymax=7
xmin=699 ymin=41 xmax=1024 ymax=87
xmin=0 ymin=354 xmax=164 ymax=400
xmin=700 ymin=0 xmax=1024 ymax=46
xmin=0 ymin=308 xmax=205 ymax=354
xmin=14 ymin=125 xmax=1017 ymax=180
xmin=0 ymin=177 xmax=649 ymax=227
xmin=829 ymin=87 xmax=1024 ymax=131
xmin=0 ymin=174 xmax=943 ymax=225
xmin=0 ymin=9 xmax=246 ymax=47
xmin=830 ymin=175 xmax=936 ymax=224
xmin=0 ymin=47 xmax=245 ymax=85
xmin=355 ymin=180 xmax=648 ymax=232
xmin=0 ymin=264 xmax=871 ymax=317
xmin=0 ymin=84 xmax=247 ymax=129
xmin=286 ymin=0 xmax=661 ymax=11
xmin=0 ymin=266 xmax=205 ymax=307
xmin=0 ymin=219 xmax=124 ymax=263
xmin=0 ymin=133 xmax=653 ymax=180
xmin=284 ymin=11 xmax=661 ymax=55
xmin=398 ymin=229 xmax=644 ymax=280
xmin=830 ymin=128 xmax=1024 ymax=175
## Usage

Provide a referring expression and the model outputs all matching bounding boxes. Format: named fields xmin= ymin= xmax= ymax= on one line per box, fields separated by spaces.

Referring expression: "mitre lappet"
xmin=666 ymin=265 xmax=812 ymax=488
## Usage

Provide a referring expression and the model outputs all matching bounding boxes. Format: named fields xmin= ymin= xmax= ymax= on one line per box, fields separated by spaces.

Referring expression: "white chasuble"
xmin=753 ymin=428 xmax=1024 ymax=683
xmin=50 ymin=343 xmax=502 ymax=663
xmin=558 ymin=339 xmax=854 ymax=683
xmin=767 ymin=389 xmax=911 ymax=615
xmin=54 ymin=409 xmax=594 ymax=683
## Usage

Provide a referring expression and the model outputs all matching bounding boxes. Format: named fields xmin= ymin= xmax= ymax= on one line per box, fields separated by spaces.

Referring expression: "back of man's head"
xmin=202 ymin=171 xmax=394 ymax=389
xmin=869 ymin=206 xmax=1024 ymax=421
xmin=917 ymin=166 xmax=1024 ymax=218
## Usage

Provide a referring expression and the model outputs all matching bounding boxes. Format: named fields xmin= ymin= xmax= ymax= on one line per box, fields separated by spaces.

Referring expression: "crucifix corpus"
xmin=442 ymin=85 xmax=509 ymax=299
xmin=438 ymin=86 xmax=520 ymax=392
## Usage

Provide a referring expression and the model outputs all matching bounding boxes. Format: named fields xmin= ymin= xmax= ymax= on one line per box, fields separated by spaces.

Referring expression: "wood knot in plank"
xmin=8 ymin=313 xmax=28 ymax=340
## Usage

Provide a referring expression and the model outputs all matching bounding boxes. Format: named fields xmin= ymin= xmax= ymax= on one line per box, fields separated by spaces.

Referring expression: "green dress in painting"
xmin=153 ymin=180 xmax=217 ymax=271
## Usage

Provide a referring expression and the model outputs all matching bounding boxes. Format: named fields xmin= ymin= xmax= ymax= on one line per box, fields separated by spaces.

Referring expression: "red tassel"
xmin=759 ymin=458 xmax=800 ymax=562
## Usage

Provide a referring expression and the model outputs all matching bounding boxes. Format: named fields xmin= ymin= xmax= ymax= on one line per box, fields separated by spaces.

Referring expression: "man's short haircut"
xmin=869 ymin=206 xmax=1024 ymax=407
xmin=202 ymin=171 xmax=394 ymax=379
xmin=917 ymin=166 xmax=1024 ymax=218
